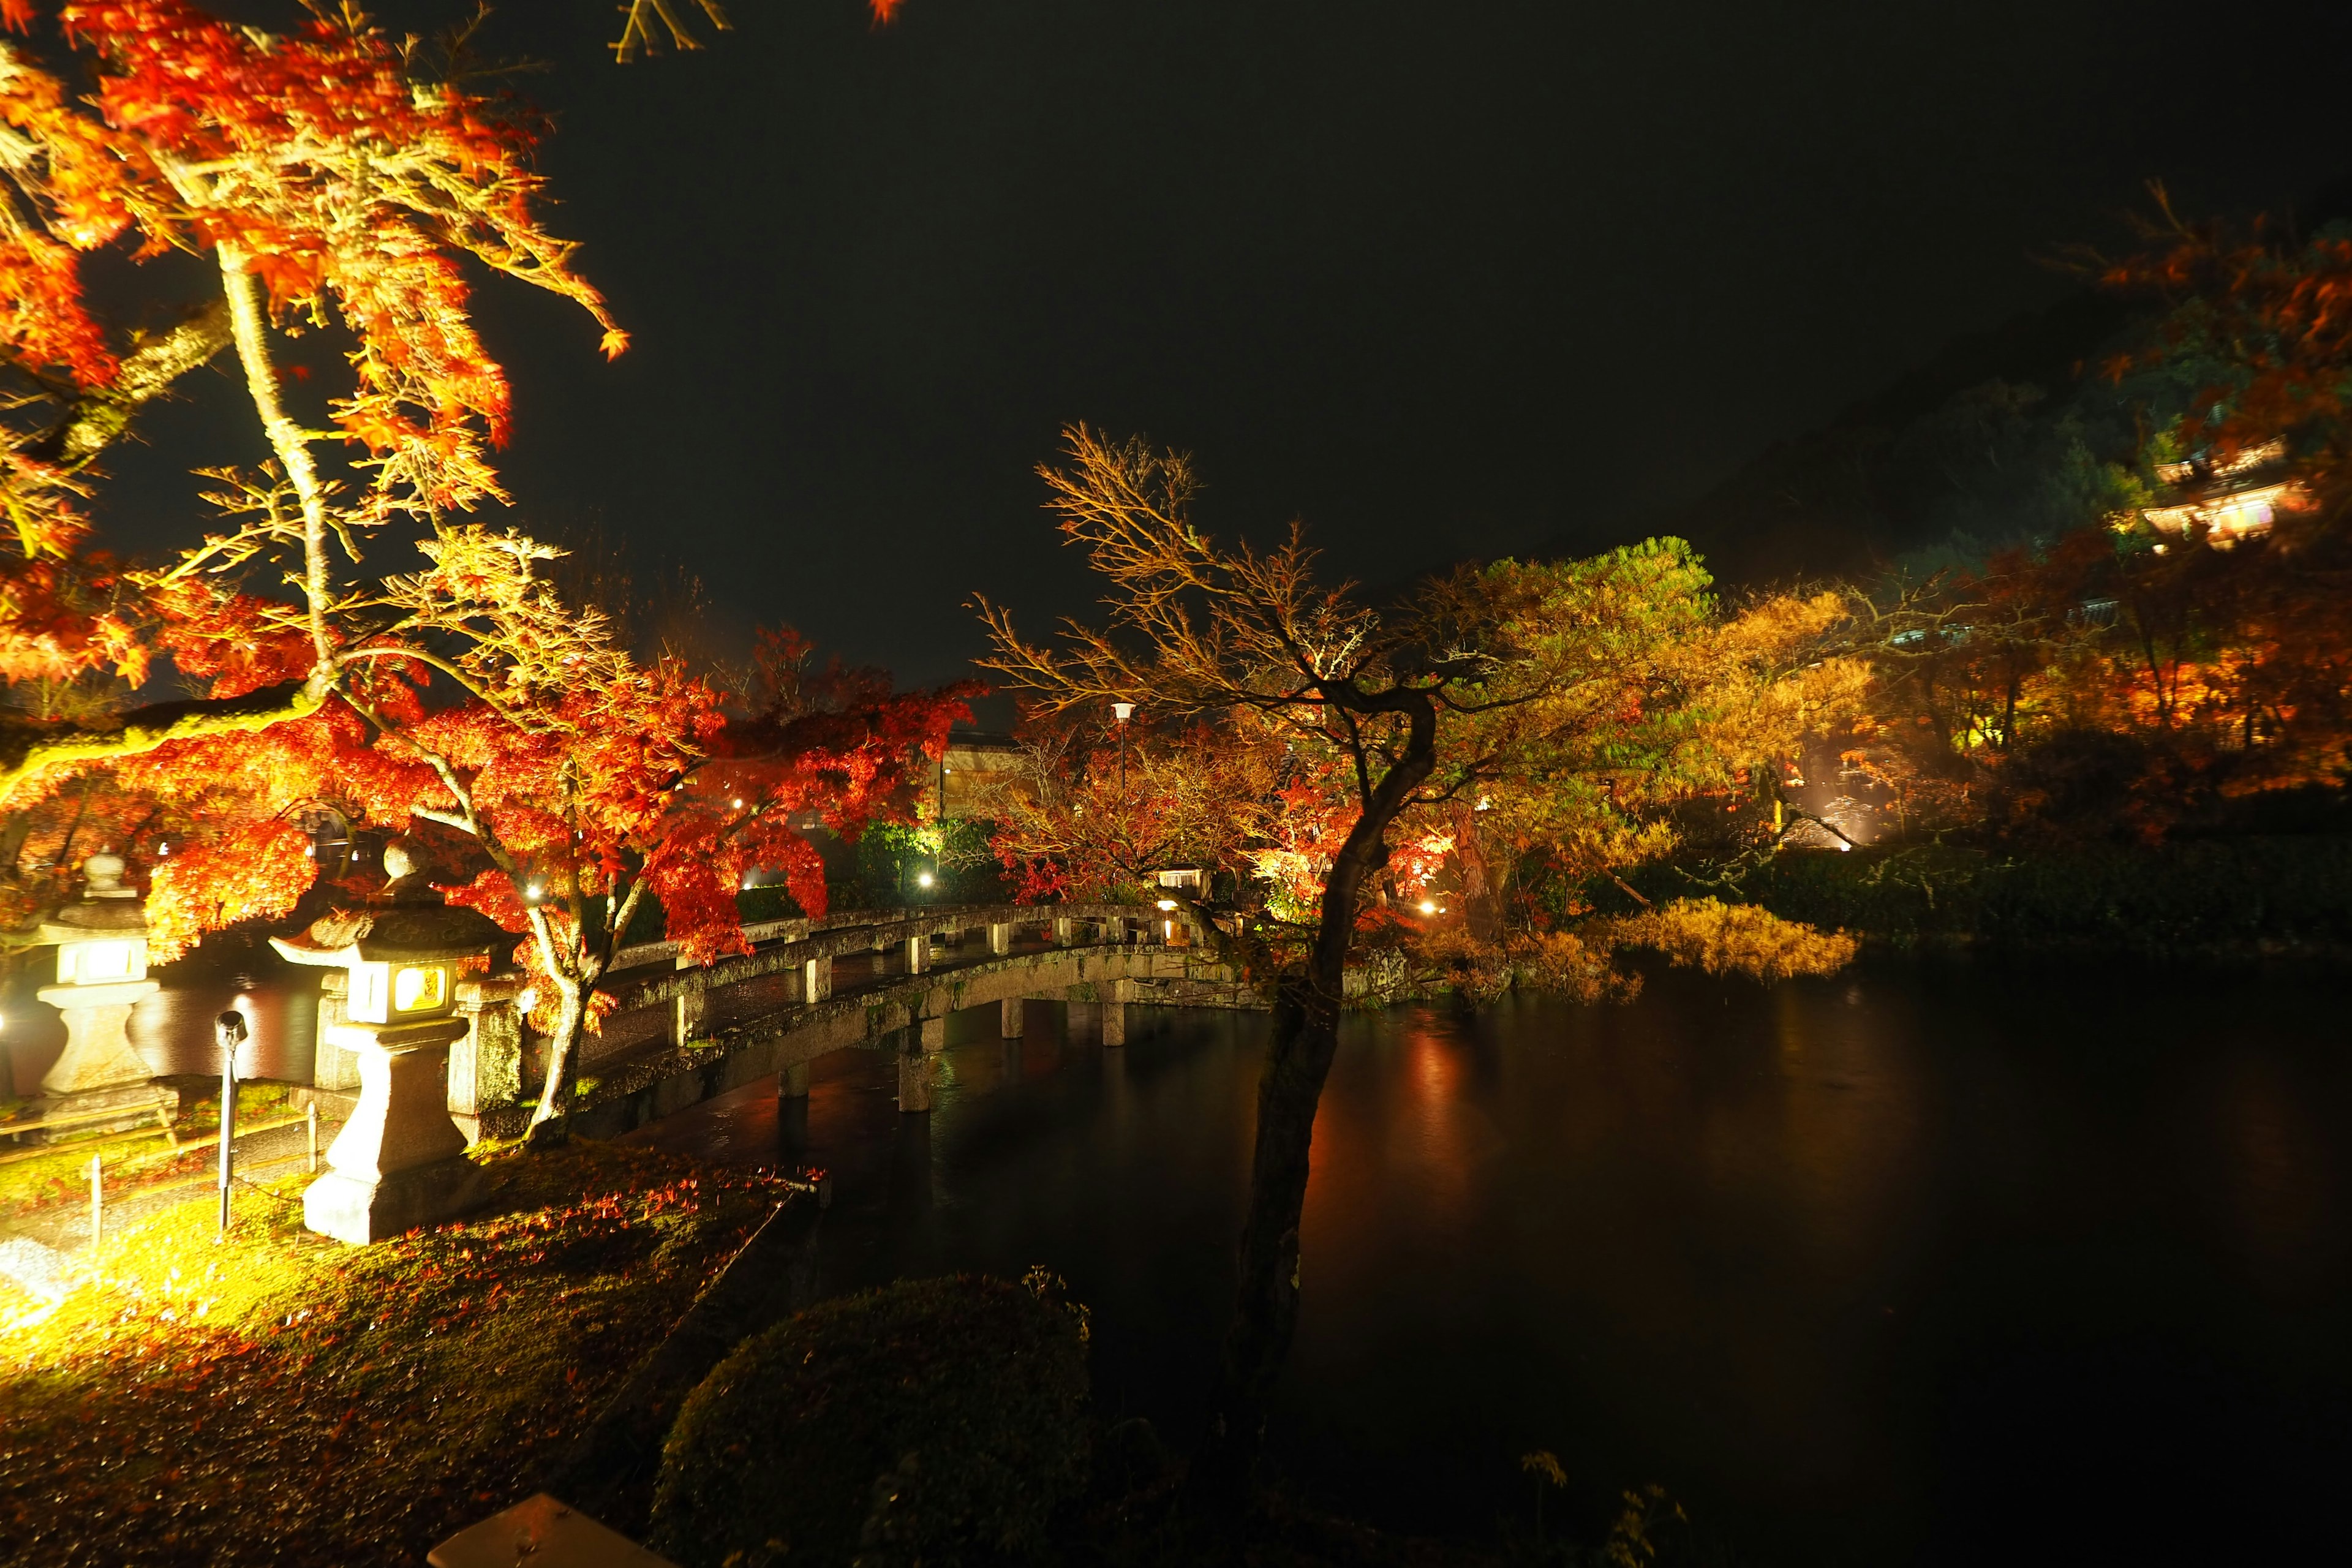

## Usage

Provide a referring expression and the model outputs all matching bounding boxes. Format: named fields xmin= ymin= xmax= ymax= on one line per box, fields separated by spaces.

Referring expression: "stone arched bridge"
xmin=451 ymin=904 xmax=1256 ymax=1143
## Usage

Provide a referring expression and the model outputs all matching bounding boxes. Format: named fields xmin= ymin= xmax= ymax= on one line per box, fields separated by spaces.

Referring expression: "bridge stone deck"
xmin=473 ymin=905 xmax=1256 ymax=1142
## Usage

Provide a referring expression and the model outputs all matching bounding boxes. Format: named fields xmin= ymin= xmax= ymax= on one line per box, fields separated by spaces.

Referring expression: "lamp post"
xmin=31 ymin=854 xmax=175 ymax=1139
xmin=1112 ymin=700 xmax=1134 ymax=798
xmin=271 ymin=842 xmax=499 ymax=1244
xmin=215 ymin=1009 xmax=246 ymax=1233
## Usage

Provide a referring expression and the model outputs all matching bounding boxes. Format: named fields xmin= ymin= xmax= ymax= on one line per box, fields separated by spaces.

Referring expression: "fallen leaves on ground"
xmin=0 ymin=1139 xmax=785 ymax=1567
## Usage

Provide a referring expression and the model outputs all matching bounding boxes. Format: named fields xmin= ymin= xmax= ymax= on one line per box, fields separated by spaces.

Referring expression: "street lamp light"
xmin=1112 ymin=700 xmax=1134 ymax=797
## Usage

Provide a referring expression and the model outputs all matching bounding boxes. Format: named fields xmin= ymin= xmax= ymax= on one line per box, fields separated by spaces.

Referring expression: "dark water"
xmin=630 ymin=961 xmax=2348 ymax=1561
xmin=2 ymin=943 xmax=319 ymax=1095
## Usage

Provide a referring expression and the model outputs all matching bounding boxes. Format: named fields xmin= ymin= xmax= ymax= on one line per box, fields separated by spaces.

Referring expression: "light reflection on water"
xmin=620 ymin=962 xmax=2352 ymax=1563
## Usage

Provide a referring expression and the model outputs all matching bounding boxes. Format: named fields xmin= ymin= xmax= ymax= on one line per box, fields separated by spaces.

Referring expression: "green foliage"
xmin=1732 ymin=836 xmax=2352 ymax=954
xmin=845 ymin=819 xmax=1003 ymax=908
xmin=649 ymin=1272 xmax=1091 ymax=1568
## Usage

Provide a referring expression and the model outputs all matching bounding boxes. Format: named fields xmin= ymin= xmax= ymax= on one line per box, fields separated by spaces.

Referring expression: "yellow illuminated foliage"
xmin=0 ymin=1141 xmax=783 ymax=1565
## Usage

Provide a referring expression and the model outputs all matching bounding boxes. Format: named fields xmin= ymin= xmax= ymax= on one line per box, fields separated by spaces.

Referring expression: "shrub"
xmin=1742 ymin=835 xmax=2352 ymax=954
xmin=1601 ymin=897 xmax=1859 ymax=982
xmin=649 ymin=1272 xmax=1091 ymax=1568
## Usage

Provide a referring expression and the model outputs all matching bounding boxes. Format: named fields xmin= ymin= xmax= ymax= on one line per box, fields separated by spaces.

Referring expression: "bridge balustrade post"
xmin=802 ymin=955 xmax=831 ymax=1003
xmin=905 ymin=934 xmax=930 ymax=974
xmin=988 ymin=921 xmax=1012 ymax=956
xmin=448 ymin=977 xmax=522 ymax=1144
xmin=1054 ymin=917 xmax=1074 ymax=947
xmin=897 ymin=1040 xmax=931 ymax=1112
xmin=1000 ymin=997 xmax=1025 ymax=1038
xmin=672 ymin=954 xmax=706 ymax=1047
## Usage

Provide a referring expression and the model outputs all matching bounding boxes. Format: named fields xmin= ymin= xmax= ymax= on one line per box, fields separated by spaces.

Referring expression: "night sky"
xmin=100 ymin=0 xmax=2352 ymax=685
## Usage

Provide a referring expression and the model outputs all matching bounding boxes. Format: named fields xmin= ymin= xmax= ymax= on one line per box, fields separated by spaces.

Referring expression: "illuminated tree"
xmin=0 ymin=0 xmax=641 ymax=979
xmin=977 ymin=706 xmax=1285 ymax=907
xmin=981 ymin=425 xmax=1860 ymax=1502
xmin=0 ymin=2 xmax=962 ymax=1142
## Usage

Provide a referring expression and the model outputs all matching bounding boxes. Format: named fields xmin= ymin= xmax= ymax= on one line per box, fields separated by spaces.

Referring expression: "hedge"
xmin=1714 ymin=834 xmax=2352 ymax=954
xmin=649 ymin=1273 xmax=1090 ymax=1568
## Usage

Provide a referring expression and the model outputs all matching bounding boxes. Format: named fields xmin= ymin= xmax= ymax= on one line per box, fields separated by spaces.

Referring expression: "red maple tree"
xmin=0 ymin=1 xmax=963 ymax=1144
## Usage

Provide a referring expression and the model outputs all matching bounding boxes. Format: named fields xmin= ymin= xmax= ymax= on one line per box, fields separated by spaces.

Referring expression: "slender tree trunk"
xmin=526 ymin=974 xmax=586 ymax=1148
xmin=1189 ymin=695 xmax=1437 ymax=1513
xmin=216 ymin=241 xmax=336 ymax=679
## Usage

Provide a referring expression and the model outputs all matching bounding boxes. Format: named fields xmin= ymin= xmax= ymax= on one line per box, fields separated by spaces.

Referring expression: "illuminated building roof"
xmin=2139 ymin=438 xmax=2302 ymax=546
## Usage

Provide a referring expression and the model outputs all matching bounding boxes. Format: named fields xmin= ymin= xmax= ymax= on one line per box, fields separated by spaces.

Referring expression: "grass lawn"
xmin=0 ymin=1139 xmax=789 ymax=1567
xmin=0 ymin=1082 xmax=311 ymax=1226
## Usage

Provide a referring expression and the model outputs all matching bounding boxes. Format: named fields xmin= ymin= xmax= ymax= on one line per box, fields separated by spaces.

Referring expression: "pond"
xmin=620 ymin=956 xmax=2352 ymax=1562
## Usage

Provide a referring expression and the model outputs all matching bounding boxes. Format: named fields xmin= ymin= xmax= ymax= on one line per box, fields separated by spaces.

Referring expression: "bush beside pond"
xmin=1667 ymin=834 xmax=2352 ymax=956
xmin=650 ymin=1272 xmax=1090 ymax=1568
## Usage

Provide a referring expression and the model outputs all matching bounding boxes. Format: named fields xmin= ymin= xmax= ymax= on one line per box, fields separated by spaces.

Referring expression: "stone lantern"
xmin=31 ymin=854 xmax=176 ymax=1137
xmin=273 ymin=842 xmax=502 ymax=1243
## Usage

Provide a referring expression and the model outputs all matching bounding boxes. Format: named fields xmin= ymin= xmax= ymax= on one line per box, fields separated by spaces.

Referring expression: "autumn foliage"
xmin=0 ymin=1 xmax=965 ymax=1136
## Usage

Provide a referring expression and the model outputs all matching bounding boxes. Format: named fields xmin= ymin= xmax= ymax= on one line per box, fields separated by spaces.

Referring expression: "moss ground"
xmin=0 ymin=1138 xmax=786 ymax=1567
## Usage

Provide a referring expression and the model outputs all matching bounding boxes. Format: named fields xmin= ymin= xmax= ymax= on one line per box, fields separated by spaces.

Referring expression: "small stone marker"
xmin=427 ymin=1494 xmax=677 ymax=1567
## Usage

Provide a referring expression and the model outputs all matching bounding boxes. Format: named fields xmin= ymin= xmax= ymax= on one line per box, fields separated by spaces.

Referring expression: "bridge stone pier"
xmin=458 ymin=903 xmax=1255 ymax=1142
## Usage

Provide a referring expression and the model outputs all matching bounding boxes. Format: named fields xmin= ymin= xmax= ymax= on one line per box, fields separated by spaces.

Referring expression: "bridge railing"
xmin=606 ymin=902 xmax=1205 ymax=1016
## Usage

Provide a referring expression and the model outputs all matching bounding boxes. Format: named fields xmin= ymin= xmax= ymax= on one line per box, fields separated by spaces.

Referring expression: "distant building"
xmin=2139 ymin=438 xmax=2304 ymax=548
xmin=940 ymin=731 xmax=1027 ymax=817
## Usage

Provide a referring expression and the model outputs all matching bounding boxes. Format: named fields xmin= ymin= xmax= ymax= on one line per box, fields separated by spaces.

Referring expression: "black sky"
xmin=101 ymin=0 xmax=2352 ymax=684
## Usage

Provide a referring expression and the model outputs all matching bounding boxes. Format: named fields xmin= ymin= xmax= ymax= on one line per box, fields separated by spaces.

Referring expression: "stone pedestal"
xmin=802 ymin=956 xmax=832 ymax=1003
xmin=30 ymin=979 xmax=174 ymax=1138
xmin=1000 ymin=997 xmax=1025 ymax=1038
xmin=1101 ymin=1001 xmax=1126 ymax=1047
xmin=304 ymin=1017 xmax=483 ymax=1245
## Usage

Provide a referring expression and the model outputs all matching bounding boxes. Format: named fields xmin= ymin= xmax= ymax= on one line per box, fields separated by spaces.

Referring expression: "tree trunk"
xmin=1450 ymin=801 xmax=1501 ymax=940
xmin=526 ymin=976 xmax=586 ymax=1148
xmin=1189 ymin=693 xmax=1437 ymax=1513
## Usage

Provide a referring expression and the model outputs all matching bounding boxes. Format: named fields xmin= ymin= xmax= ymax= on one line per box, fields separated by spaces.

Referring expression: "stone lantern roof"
xmin=36 ymin=854 xmax=147 ymax=944
xmin=272 ymin=842 xmax=505 ymax=968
